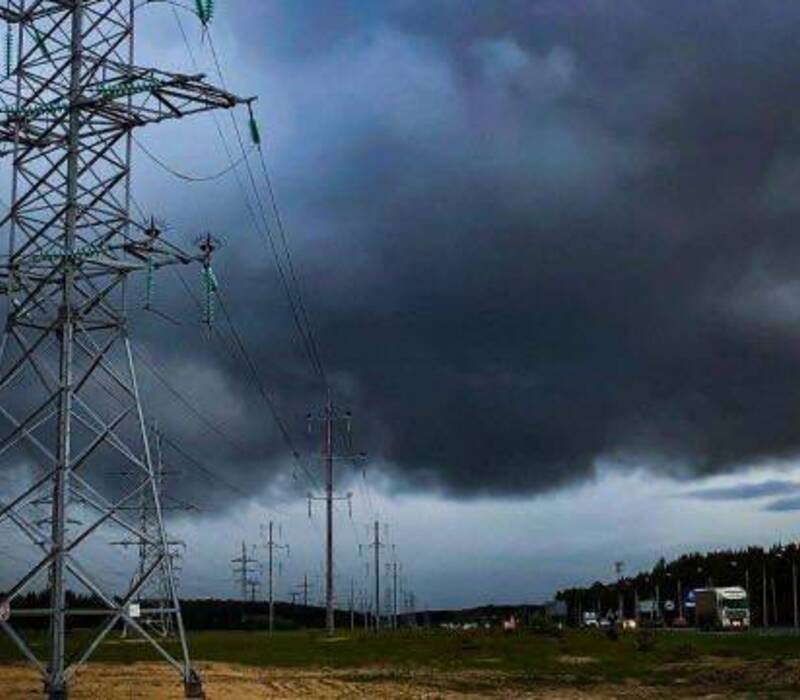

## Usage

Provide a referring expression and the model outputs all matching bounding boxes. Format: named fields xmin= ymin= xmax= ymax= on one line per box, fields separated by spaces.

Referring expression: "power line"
xmin=205 ymin=31 xmax=327 ymax=386
xmin=161 ymin=435 xmax=287 ymax=517
xmin=132 ymin=343 xmax=251 ymax=457
xmin=251 ymin=114 xmax=327 ymax=384
xmin=168 ymin=7 xmax=325 ymax=387
xmin=134 ymin=135 xmax=253 ymax=183
xmin=164 ymin=10 xmax=329 ymax=498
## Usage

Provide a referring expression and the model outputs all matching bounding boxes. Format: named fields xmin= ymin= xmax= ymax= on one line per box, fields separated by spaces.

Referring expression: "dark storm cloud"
xmin=128 ymin=0 xmax=800 ymax=503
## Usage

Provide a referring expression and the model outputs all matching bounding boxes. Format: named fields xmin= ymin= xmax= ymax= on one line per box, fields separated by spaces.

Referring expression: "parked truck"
xmin=695 ymin=587 xmax=750 ymax=631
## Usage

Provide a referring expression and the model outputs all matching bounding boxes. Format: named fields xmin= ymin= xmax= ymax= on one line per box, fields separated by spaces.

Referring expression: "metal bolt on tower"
xmin=0 ymin=1 xmax=249 ymax=697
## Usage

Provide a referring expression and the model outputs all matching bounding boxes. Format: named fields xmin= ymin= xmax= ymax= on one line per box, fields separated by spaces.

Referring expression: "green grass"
xmin=2 ymin=628 xmax=800 ymax=692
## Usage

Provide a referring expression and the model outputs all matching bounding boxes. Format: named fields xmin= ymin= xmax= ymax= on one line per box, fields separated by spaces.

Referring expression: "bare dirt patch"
xmin=0 ymin=661 xmax=795 ymax=698
xmin=0 ymin=663 xmax=647 ymax=699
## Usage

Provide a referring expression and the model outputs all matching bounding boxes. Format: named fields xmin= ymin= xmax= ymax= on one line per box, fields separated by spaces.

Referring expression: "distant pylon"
xmin=260 ymin=521 xmax=289 ymax=634
xmin=231 ymin=542 xmax=261 ymax=602
xmin=111 ymin=424 xmax=189 ymax=638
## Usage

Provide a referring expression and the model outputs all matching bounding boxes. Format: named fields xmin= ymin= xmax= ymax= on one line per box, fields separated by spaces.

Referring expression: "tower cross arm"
xmin=0 ymin=68 xmax=254 ymax=149
xmin=0 ymin=1 xmax=112 ymax=24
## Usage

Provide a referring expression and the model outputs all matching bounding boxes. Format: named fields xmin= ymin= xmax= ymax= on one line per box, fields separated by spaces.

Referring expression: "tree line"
xmin=557 ymin=544 xmax=800 ymax=626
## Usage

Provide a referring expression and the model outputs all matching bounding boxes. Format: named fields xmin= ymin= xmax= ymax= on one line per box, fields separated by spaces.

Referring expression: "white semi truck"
xmin=695 ymin=587 xmax=750 ymax=631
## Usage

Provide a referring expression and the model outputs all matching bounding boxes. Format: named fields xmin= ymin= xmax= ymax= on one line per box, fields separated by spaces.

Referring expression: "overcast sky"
xmin=6 ymin=0 xmax=800 ymax=610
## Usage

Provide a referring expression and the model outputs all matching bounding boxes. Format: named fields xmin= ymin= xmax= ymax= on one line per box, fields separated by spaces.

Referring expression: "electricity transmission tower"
xmin=111 ymin=423 xmax=189 ymax=639
xmin=231 ymin=542 xmax=261 ymax=602
xmin=260 ymin=520 xmax=288 ymax=634
xmin=0 ymin=2 xmax=248 ymax=697
xmin=293 ymin=573 xmax=310 ymax=607
xmin=306 ymin=396 xmax=359 ymax=636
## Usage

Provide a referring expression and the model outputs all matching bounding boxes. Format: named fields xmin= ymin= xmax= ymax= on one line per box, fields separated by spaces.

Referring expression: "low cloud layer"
xmin=686 ymin=481 xmax=800 ymax=502
xmin=110 ymin=1 xmax=800 ymax=507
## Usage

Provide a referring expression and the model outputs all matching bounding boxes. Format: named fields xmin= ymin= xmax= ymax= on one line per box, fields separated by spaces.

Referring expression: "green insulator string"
xmin=202 ymin=264 xmax=218 ymax=325
xmin=195 ymin=0 xmax=215 ymax=26
xmin=144 ymin=258 xmax=154 ymax=309
xmin=248 ymin=109 xmax=261 ymax=146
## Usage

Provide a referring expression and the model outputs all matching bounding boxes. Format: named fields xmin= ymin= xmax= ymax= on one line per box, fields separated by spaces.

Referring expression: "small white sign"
xmin=129 ymin=603 xmax=141 ymax=619
xmin=0 ymin=599 xmax=10 ymax=623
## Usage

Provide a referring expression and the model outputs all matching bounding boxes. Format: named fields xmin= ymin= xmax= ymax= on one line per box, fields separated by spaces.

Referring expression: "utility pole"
xmin=772 ymin=572 xmax=779 ymax=626
xmin=364 ymin=589 xmax=371 ymax=631
xmin=615 ymin=561 xmax=625 ymax=622
xmin=232 ymin=542 xmax=261 ymax=603
xmin=793 ymin=559 xmax=798 ymax=632
xmin=368 ymin=521 xmax=384 ymax=631
xmin=763 ymin=562 xmax=769 ymax=628
xmin=388 ymin=548 xmax=399 ymax=631
xmin=0 ymin=3 xmax=248 ymax=697
xmin=350 ymin=578 xmax=355 ymax=632
xmin=260 ymin=522 xmax=289 ymax=635
xmin=307 ymin=398 xmax=358 ymax=636
xmin=655 ymin=582 xmax=660 ymax=622
xmin=393 ymin=561 xmax=399 ymax=630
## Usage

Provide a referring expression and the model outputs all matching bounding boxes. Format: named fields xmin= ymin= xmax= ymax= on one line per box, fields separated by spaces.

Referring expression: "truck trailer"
xmin=695 ymin=587 xmax=750 ymax=631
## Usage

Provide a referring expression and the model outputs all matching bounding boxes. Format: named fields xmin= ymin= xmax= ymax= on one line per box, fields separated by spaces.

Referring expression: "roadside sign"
xmin=0 ymin=599 xmax=10 ymax=623
xmin=129 ymin=603 xmax=141 ymax=619
xmin=638 ymin=600 xmax=657 ymax=614
xmin=664 ymin=601 xmax=676 ymax=613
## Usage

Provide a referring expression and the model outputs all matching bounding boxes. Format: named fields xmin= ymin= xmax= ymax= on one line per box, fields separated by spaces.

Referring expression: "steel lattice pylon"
xmin=0 ymin=1 xmax=246 ymax=698
xmin=112 ymin=425 xmax=186 ymax=640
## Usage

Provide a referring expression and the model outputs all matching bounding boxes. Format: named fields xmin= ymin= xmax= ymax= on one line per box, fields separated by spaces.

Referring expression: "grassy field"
xmin=2 ymin=627 xmax=800 ymax=696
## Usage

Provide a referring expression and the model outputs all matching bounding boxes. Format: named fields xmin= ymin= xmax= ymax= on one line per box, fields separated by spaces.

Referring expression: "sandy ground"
xmin=0 ymin=661 xmax=794 ymax=698
xmin=0 ymin=662 xmax=675 ymax=699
